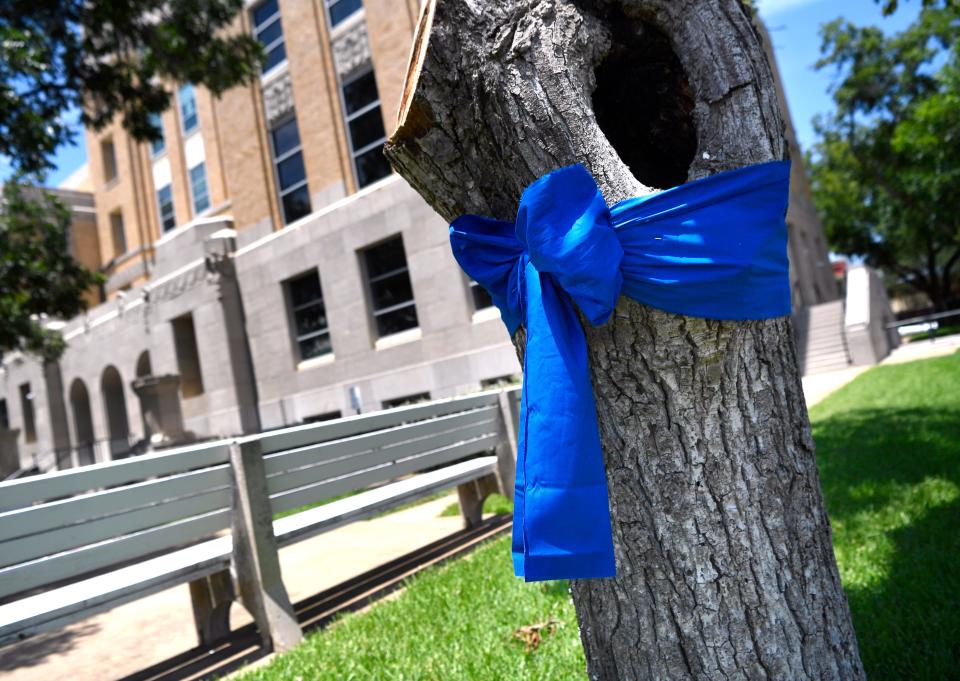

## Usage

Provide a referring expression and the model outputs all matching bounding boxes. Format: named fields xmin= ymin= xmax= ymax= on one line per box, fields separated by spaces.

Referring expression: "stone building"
xmin=0 ymin=2 xmax=836 ymax=475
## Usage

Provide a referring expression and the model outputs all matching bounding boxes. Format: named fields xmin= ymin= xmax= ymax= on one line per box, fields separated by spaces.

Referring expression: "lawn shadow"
xmin=0 ymin=621 xmax=101 ymax=671
xmin=813 ymin=406 xmax=960 ymax=518
xmin=843 ymin=498 xmax=960 ymax=681
xmin=812 ymin=405 xmax=960 ymax=680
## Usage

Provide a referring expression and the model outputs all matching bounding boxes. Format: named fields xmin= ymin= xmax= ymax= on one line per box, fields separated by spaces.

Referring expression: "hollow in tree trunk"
xmin=385 ymin=1 xmax=865 ymax=678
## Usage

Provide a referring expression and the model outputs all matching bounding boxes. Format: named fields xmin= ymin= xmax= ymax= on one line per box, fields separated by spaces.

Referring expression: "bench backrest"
xmin=258 ymin=391 xmax=507 ymax=516
xmin=0 ymin=387 xmax=518 ymax=602
xmin=0 ymin=439 xmax=234 ymax=601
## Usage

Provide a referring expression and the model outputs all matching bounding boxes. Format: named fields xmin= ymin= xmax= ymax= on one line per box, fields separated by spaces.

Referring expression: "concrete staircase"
xmin=796 ymin=300 xmax=852 ymax=375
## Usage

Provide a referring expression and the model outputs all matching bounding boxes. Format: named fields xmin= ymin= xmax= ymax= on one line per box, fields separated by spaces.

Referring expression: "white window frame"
xmin=147 ymin=112 xmax=166 ymax=157
xmin=178 ymin=84 xmax=199 ymax=135
xmin=251 ymin=0 xmax=287 ymax=76
xmin=362 ymin=236 xmax=419 ymax=339
xmin=325 ymin=0 xmax=363 ymax=28
xmin=188 ymin=162 xmax=210 ymax=216
xmin=156 ymin=184 xmax=176 ymax=233
xmin=285 ymin=270 xmax=333 ymax=362
xmin=339 ymin=68 xmax=389 ymax=189
xmin=268 ymin=112 xmax=311 ymax=225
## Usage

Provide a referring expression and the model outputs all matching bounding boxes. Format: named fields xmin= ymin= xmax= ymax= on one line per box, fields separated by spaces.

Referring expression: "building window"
xmin=110 ymin=210 xmax=127 ymax=256
xmin=341 ymin=70 xmax=391 ymax=189
xmin=179 ymin=83 xmax=198 ymax=134
xmin=481 ymin=374 xmax=519 ymax=389
xmin=285 ymin=270 xmax=332 ymax=361
xmin=172 ymin=314 xmax=204 ymax=397
xmin=189 ymin=162 xmax=210 ymax=214
xmin=148 ymin=112 xmax=165 ymax=156
xmin=326 ymin=0 xmax=363 ymax=27
xmin=469 ymin=279 xmax=493 ymax=310
xmin=303 ymin=411 xmax=341 ymax=424
xmin=252 ymin=0 xmax=286 ymax=73
xmin=156 ymin=184 xmax=176 ymax=233
xmin=101 ymin=138 xmax=118 ymax=182
xmin=269 ymin=116 xmax=311 ymax=224
xmin=0 ymin=398 xmax=9 ymax=430
xmin=18 ymin=383 xmax=36 ymax=443
xmin=362 ymin=236 xmax=418 ymax=338
xmin=382 ymin=392 xmax=430 ymax=410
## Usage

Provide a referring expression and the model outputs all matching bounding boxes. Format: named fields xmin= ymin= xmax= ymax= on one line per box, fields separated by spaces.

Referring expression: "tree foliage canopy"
xmin=810 ymin=4 xmax=960 ymax=310
xmin=1 ymin=0 xmax=262 ymax=176
xmin=0 ymin=0 xmax=262 ymax=359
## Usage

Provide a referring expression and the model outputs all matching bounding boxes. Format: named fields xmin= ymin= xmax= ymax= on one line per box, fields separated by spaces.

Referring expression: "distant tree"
xmin=0 ymin=0 xmax=264 ymax=359
xmin=0 ymin=182 xmax=103 ymax=361
xmin=875 ymin=0 xmax=957 ymax=17
xmin=810 ymin=5 xmax=960 ymax=310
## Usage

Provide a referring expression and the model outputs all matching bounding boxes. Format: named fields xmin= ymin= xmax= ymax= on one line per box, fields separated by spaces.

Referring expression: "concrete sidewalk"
xmin=882 ymin=332 xmax=960 ymax=365
xmin=801 ymin=366 xmax=870 ymax=409
xmin=800 ymin=333 xmax=960 ymax=408
xmin=0 ymin=495 xmax=465 ymax=681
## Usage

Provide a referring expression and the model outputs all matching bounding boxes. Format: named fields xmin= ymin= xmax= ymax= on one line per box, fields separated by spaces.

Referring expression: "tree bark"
xmin=385 ymin=1 xmax=865 ymax=679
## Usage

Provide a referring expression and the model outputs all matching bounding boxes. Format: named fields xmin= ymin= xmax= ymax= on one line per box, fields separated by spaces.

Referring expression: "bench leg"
xmin=189 ymin=570 xmax=234 ymax=648
xmin=456 ymin=474 xmax=501 ymax=529
xmin=495 ymin=391 xmax=518 ymax=501
xmin=229 ymin=440 xmax=303 ymax=652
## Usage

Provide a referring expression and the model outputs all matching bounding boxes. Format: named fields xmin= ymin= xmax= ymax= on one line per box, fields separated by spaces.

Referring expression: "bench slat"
xmin=0 ymin=465 xmax=231 ymax=543
xmin=274 ymin=456 xmax=499 ymax=548
xmin=0 ymin=441 xmax=230 ymax=512
xmin=0 ymin=487 xmax=233 ymax=569
xmin=255 ymin=391 xmax=501 ymax=455
xmin=269 ymin=433 xmax=500 ymax=515
xmin=0 ymin=536 xmax=231 ymax=647
xmin=0 ymin=509 xmax=231 ymax=601
xmin=263 ymin=406 xmax=498 ymax=477
xmin=266 ymin=419 xmax=498 ymax=496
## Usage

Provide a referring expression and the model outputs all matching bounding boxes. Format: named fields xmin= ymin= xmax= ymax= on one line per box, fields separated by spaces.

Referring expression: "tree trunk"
xmin=385 ymin=1 xmax=865 ymax=679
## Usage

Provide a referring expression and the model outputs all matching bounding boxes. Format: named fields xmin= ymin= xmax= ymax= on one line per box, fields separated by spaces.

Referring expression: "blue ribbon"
xmin=450 ymin=161 xmax=792 ymax=581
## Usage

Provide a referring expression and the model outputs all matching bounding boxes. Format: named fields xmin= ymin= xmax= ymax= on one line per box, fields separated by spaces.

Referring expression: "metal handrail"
xmin=885 ymin=308 xmax=960 ymax=329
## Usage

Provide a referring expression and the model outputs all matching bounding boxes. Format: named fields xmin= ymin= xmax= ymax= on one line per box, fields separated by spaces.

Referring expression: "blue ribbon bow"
xmin=450 ymin=161 xmax=792 ymax=581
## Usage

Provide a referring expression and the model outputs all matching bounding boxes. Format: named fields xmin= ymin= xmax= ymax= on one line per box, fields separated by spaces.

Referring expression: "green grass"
xmin=242 ymin=352 xmax=959 ymax=681
xmin=239 ymin=537 xmax=584 ymax=680
xmin=808 ymin=351 xmax=960 ymax=679
xmin=439 ymin=493 xmax=514 ymax=518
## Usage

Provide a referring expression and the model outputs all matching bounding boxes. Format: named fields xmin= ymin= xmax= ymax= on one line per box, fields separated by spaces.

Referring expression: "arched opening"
xmin=135 ymin=350 xmax=152 ymax=378
xmin=69 ymin=379 xmax=96 ymax=466
xmin=591 ymin=9 xmax=697 ymax=189
xmin=101 ymin=366 xmax=131 ymax=459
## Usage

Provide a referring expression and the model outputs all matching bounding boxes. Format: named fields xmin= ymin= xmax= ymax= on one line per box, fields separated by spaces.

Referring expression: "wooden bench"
xmin=0 ymin=387 xmax=518 ymax=652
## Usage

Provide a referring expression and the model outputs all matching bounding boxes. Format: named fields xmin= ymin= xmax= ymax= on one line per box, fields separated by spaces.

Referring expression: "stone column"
xmin=0 ymin=428 xmax=21 ymax=477
xmin=132 ymin=374 xmax=190 ymax=447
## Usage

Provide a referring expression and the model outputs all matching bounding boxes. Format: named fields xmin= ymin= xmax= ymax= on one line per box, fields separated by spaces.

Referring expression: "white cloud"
xmin=756 ymin=0 xmax=830 ymax=17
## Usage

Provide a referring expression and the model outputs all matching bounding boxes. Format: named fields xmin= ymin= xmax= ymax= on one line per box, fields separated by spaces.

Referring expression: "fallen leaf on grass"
xmin=512 ymin=618 xmax=559 ymax=653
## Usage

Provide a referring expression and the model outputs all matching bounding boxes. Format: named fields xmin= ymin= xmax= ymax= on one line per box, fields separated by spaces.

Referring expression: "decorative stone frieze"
xmin=145 ymin=261 xmax=208 ymax=304
xmin=262 ymin=70 xmax=295 ymax=127
xmin=332 ymin=20 xmax=372 ymax=81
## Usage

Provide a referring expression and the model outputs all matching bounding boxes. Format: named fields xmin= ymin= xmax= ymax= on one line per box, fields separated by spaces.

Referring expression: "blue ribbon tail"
xmin=512 ymin=262 xmax=616 ymax=581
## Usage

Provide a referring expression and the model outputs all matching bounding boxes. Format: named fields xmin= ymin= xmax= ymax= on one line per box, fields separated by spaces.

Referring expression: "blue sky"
xmin=36 ymin=0 xmax=921 ymax=186
xmin=757 ymin=0 xmax=921 ymax=151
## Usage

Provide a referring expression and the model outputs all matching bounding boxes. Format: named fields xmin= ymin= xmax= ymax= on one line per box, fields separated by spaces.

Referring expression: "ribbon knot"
xmin=515 ymin=165 xmax=624 ymax=328
xmin=450 ymin=161 xmax=792 ymax=581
